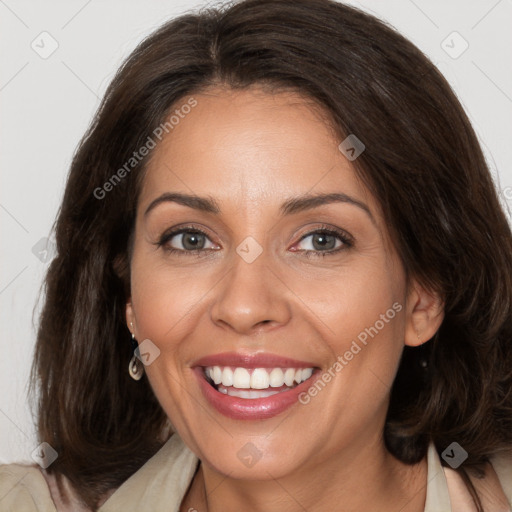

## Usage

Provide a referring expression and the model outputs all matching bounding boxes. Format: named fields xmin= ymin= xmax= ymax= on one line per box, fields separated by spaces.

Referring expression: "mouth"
xmin=192 ymin=353 xmax=321 ymax=420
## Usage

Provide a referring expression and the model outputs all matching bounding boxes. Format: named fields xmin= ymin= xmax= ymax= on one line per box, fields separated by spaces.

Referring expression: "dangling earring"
xmin=129 ymin=326 xmax=144 ymax=381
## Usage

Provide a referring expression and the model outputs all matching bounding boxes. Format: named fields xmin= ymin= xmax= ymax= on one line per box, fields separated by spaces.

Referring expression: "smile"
xmin=192 ymin=352 xmax=320 ymax=419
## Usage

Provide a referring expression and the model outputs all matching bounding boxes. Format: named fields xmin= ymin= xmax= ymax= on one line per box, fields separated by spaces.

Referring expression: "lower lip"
xmin=193 ymin=367 xmax=318 ymax=420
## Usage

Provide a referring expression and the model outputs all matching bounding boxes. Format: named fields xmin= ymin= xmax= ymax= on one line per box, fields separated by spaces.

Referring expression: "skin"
xmin=125 ymin=85 xmax=444 ymax=512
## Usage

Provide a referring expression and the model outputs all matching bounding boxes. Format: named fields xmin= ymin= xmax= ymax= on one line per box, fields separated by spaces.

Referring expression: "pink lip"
xmin=192 ymin=351 xmax=316 ymax=369
xmin=192 ymin=352 xmax=320 ymax=420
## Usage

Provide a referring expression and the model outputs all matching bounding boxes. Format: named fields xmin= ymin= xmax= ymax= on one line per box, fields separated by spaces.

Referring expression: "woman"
xmin=1 ymin=0 xmax=511 ymax=510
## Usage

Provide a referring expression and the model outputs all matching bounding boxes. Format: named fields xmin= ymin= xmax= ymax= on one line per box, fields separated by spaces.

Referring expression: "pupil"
xmin=313 ymin=233 xmax=335 ymax=250
xmin=183 ymin=232 xmax=204 ymax=250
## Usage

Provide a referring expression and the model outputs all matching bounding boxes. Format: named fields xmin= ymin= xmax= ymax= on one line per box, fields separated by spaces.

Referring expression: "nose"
xmin=210 ymin=248 xmax=292 ymax=335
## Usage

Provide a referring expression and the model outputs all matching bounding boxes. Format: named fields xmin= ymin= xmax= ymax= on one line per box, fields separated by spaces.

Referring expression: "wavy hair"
xmin=29 ymin=0 xmax=512 ymax=510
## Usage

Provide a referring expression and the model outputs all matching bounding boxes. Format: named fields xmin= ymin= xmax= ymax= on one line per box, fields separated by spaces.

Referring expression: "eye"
xmin=154 ymin=224 xmax=353 ymax=258
xmin=156 ymin=226 xmax=219 ymax=254
xmin=292 ymin=226 xmax=353 ymax=257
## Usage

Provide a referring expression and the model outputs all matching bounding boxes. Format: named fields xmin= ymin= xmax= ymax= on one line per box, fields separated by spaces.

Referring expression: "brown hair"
xmin=29 ymin=0 xmax=512 ymax=510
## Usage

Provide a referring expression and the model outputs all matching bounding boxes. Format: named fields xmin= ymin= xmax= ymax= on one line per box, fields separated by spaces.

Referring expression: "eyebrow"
xmin=144 ymin=191 xmax=375 ymax=224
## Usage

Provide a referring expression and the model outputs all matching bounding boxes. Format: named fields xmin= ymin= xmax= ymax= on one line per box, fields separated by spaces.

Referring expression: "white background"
xmin=1 ymin=0 xmax=511 ymax=463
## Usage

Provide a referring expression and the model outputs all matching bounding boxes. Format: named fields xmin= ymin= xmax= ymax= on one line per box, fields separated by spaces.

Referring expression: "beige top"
xmin=1 ymin=434 xmax=511 ymax=511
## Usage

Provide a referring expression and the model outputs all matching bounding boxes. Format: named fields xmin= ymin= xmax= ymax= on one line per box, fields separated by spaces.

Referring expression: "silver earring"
xmin=129 ymin=331 xmax=144 ymax=381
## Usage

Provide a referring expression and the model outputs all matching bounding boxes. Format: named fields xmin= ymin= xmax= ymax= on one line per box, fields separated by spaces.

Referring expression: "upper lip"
xmin=192 ymin=351 xmax=317 ymax=369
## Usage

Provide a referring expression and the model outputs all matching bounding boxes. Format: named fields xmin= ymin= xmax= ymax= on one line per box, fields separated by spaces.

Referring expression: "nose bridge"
xmin=210 ymin=239 xmax=290 ymax=333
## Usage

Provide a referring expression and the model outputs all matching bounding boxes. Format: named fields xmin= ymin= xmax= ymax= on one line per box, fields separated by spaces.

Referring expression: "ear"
xmin=404 ymin=279 xmax=444 ymax=347
xmin=126 ymin=299 xmax=136 ymax=337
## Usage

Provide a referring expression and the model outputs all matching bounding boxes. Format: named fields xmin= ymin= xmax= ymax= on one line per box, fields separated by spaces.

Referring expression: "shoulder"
xmin=0 ymin=463 xmax=56 ymax=511
xmin=489 ymin=447 xmax=512 ymax=505
xmin=443 ymin=448 xmax=512 ymax=512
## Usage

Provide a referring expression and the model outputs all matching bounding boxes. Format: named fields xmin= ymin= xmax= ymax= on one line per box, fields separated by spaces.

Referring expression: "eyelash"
xmin=155 ymin=224 xmax=353 ymax=258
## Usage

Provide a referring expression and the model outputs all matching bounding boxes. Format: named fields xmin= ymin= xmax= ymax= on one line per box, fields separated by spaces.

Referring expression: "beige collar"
xmin=426 ymin=442 xmax=511 ymax=512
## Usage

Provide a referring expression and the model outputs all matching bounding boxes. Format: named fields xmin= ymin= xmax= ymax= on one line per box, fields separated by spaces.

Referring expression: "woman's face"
xmin=126 ymin=85 xmax=435 ymax=479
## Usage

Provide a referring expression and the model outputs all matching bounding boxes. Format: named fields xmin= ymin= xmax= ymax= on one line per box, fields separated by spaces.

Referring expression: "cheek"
xmin=288 ymin=250 xmax=404 ymax=341
xmin=129 ymin=252 xmax=211 ymax=348
xmin=291 ymin=252 xmax=406 ymax=388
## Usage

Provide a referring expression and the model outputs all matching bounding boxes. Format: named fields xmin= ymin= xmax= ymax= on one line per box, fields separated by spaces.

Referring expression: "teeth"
xmin=212 ymin=366 xmax=222 ymax=385
xmin=205 ymin=365 xmax=315 ymax=390
xmin=284 ymin=368 xmax=296 ymax=387
xmin=269 ymin=368 xmax=284 ymax=387
xmin=221 ymin=367 xmax=233 ymax=387
xmin=250 ymin=368 xmax=270 ymax=389
xmin=301 ymin=367 xmax=313 ymax=380
xmin=218 ymin=386 xmax=284 ymax=399
xmin=233 ymin=367 xmax=251 ymax=388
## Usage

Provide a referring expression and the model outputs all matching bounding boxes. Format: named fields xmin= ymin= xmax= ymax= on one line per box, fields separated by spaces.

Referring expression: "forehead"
xmin=139 ymin=85 xmax=380 ymax=225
